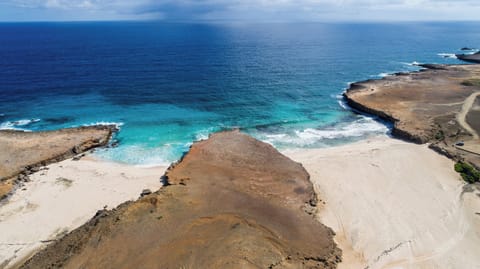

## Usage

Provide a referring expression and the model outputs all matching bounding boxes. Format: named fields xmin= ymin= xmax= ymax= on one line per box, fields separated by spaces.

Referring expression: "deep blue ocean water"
xmin=1 ymin=22 xmax=479 ymax=165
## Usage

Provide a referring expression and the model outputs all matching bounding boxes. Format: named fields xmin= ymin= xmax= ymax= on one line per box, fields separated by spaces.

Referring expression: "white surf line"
xmin=457 ymin=91 xmax=480 ymax=139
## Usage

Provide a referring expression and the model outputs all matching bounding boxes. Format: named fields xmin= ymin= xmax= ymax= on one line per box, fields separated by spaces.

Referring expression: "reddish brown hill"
xmin=20 ymin=130 xmax=340 ymax=269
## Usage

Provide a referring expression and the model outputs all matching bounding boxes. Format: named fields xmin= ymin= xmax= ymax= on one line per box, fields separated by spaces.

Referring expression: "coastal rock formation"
xmin=344 ymin=64 xmax=480 ymax=168
xmin=456 ymin=51 xmax=480 ymax=63
xmin=20 ymin=130 xmax=340 ymax=269
xmin=0 ymin=126 xmax=116 ymax=199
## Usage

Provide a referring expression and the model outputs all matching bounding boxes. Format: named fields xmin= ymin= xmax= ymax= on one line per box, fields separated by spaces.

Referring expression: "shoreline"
xmin=7 ymin=133 xmax=479 ymax=268
xmin=343 ymin=63 xmax=480 ymax=170
xmin=0 ymin=126 xmax=117 ymax=201
xmin=0 ymin=155 xmax=166 ymax=269
xmin=284 ymin=136 xmax=480 ymax=269
xmin=1 ymin=61 xmax=479 ymax=267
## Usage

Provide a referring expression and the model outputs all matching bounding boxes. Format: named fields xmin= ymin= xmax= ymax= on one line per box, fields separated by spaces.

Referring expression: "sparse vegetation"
xmin=461 ymin=79 xmax=480 ymax=87
xmin=454 ymin=162 xmax=480 ymax=183
xmin=55 ymin=177 xmax=73 ymax=187
xmin=434 ymin=130 xmax=445 ymax=140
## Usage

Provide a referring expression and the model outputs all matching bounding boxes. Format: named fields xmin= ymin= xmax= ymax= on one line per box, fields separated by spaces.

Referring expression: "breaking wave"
xmin=371 ymin=72 xmax=393 ymax=78
xmin=257 ymin=116 xmax=389 ymax=148
xmin=96 ymin=144 xmax=178 ymax=167
xmin=0 ymin=118 xmax=40 ymax=131
xmin=80 ymin=121 xmax=125 ymax=130
xmin=438 ymin=53 xmax=457 ymax=59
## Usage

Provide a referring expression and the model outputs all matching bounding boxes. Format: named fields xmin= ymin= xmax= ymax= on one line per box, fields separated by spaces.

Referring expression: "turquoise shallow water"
xmin=0 ymin=22 xmax=479 ymax=165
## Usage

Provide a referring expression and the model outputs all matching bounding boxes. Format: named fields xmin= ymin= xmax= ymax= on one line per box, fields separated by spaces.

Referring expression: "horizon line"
xmin=1 ymin=19 xmax=480 ymax=24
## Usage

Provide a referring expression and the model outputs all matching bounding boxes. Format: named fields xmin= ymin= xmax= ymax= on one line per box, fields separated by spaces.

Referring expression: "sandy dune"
xmin=285 ymin=137 xmax=480 ymax=269
xmin=0 ymin=157 xmax=165 ymax=269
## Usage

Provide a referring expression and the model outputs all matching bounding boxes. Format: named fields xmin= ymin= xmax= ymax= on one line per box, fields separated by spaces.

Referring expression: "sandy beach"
xmin=1 ymin=131 xmax=479 ymax=268
xmin=0 ymin=156 xmax=166 ymax=269
xmin=285 ymin=136 xmax=480 ymax=269
xmin=2 ymin=14 xmax=480 ymax=269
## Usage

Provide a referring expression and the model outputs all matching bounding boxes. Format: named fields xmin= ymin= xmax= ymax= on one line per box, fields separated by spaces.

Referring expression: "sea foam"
xmin=80 ymin=122 xmax=125 ymax=130
xmin=438 ymin=53 xmax=457 ymax=59
xmin=95 ymin=143 xmax=185 ymax=167
xmin=0 ymin=118 xmax=40 ymax=131
xmin=259 ymin=116 xmax=389 ymax=148
xmin=371 ymin=72 xmax=392 ymax=78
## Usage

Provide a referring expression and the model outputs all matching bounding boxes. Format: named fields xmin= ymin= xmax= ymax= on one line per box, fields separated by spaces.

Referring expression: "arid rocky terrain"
xmin=344 ymin=64 xmax=480 ymax=169
xmin=0 ymin=126 xmax=116 ymax=200
xmin=19 ymin=131 xmax=340 ymax=269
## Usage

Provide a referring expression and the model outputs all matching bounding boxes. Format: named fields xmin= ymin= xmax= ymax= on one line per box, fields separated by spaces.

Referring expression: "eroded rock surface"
xmin=344 ymin=64 xmax=480 ymax=168
xmin=20 ymin=130 xmax=340 ymax=269
xmin=0 ymin=126 xmax=116 ymax=199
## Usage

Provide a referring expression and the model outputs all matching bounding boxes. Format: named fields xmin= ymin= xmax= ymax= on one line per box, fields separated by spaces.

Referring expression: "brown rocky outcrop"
xmin=344 ymin=64 xmax=480 ymax=168
xmin=20 ymin=130 xmax=340 ymax=269
xmin=0 ymin=125 xmax=116 ymax=200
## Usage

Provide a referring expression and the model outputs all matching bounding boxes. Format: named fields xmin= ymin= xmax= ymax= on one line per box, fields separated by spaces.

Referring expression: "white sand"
xmin=2 ymin=137 xmax=480 ymax=269
xmin=0 ymin=157 xmax=166 ymax=269
xmin=284 ymin=137 xmax=480 ymax=269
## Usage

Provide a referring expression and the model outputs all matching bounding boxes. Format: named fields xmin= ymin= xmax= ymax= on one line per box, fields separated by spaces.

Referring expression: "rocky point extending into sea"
xmin=456 ymin=51 xmax=480 ymax=63
xmin=0 ymin=125 xmax=117 ymax=200
xmin=344 ymin=63 xmax=480 ymax=170
xmin=19 ymin=130 xmax=341 ymax=269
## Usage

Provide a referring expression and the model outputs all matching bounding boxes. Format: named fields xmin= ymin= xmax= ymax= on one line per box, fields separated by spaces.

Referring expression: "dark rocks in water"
xmin=456 ymin=51 xmax=480 ymax=63
xmin=20 ymin=130 xmax=341 ymax=269
xmin=44 ymin=117 xmax=74 ymax=125
xmin=418 ymin=64 xmax=448 ymax=70
xmin=461 ymin=47 xmax=475 ymax=51
xmin=109 ymin=140 xmax=120 ymax=148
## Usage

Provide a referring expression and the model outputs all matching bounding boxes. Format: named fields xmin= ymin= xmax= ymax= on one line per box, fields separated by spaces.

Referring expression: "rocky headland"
xmin=0 ymin=125 xmax=117 ymax=200
xmin=0 ymin=125 xmax=165 ymax=269
xmin=344 ymin=64 xmax=480 ymax=169
xmin=19 ymin=130 xmax=340 ymax=269
xmin=456 ymin=51 xmax=480 ymax=63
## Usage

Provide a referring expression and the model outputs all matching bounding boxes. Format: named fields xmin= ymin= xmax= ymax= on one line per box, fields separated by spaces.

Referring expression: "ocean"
xmin=0 ymin=22 xmax=479 ymax=165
